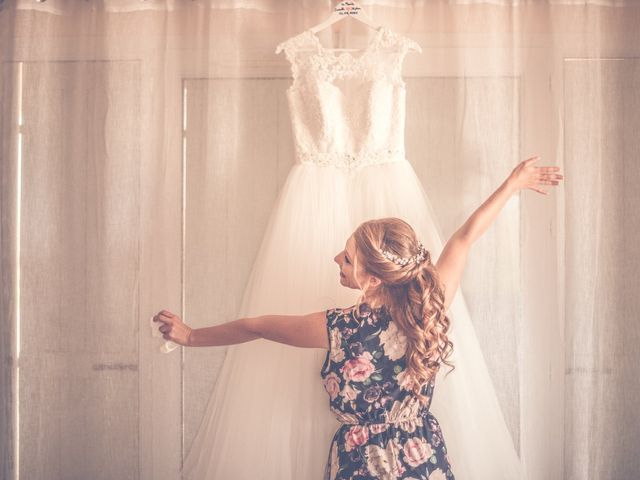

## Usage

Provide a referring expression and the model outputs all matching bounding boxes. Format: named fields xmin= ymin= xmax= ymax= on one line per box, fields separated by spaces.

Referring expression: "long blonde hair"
xmin=351 ymin=217 xmax=454 ymax=405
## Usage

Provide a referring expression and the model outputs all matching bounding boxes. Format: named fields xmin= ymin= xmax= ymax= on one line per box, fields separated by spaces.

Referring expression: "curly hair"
xmin=350 ymin=217 xmax=455 ymax=405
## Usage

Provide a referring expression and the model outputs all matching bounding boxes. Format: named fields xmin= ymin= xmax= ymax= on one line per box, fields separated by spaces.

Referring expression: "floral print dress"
xmin=321 ymin=303 xmax=455 ymax=480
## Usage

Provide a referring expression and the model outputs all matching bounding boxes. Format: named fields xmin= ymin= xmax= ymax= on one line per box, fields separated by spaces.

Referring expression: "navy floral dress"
xmin=321 ymin=302 xmax=455 ymax=480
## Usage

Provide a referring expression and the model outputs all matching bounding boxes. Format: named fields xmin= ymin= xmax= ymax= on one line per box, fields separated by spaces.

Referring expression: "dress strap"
xmin=274 ymin=31 xmax=316 ymax=58
xmin=377 ymin=27 xmax=422 ymax=54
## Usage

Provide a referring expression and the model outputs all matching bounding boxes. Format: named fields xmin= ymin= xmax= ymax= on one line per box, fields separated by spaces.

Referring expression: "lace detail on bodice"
xmin=298 ymin=146 xmax=406 ymax=170
xmin=275 ymin=26 xmax=421 ymax=85
xmin=275 ymin=27 xmax=422 ymax=171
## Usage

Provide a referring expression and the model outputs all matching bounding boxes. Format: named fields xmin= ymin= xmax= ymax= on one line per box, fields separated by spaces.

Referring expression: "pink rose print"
xmin=341 ymin=383 xmax=359 ymax=401
xmin=344 ymin=425 xmax=369 ymax=452
xmin=341 ymin=352 xmax=375 ymax=382
xmin=323 ymin=372 xmax=341 ymax=401
xmin=368 ymin=422 xmax=390 ymax=435
xmin=396 ymin=368 xmax=415 ymax=391
xmin=403 ymin=436 xmax=434 ymax=468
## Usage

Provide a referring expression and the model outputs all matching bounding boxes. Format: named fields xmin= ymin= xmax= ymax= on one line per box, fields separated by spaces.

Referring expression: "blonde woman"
xmin=154 ymin=157 xmax=562 ymax=479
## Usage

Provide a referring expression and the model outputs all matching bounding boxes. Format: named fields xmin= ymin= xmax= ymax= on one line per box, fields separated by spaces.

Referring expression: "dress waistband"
xmin=337 ymin=411 xmax=431 ymax=426
xmin=296 ymin=147 xmax=406 ymax=170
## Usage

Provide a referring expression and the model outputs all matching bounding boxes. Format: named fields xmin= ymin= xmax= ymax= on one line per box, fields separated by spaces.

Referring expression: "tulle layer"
xmin=180 ymin=160 xmax=525 ymax=480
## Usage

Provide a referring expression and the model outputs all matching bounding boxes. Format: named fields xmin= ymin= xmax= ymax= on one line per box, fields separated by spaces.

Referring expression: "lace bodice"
xmin=275 ymin=27 xmax=421 ymax=171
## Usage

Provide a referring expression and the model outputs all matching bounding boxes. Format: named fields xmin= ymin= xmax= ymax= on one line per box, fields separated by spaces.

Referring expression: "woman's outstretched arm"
xmin=435 ymin=156 xmax=563 ymax=311
xmin=152 ymin=309 xmax=329 ymax=349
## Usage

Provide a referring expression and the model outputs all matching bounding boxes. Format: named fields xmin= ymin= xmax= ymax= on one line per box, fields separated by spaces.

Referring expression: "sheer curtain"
xmin=0 ymin=1 xmax=638 ymax=479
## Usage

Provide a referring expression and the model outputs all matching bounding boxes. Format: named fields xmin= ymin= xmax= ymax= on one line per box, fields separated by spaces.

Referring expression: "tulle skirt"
xmin=179 ymin=159 xmax=526 ymax=480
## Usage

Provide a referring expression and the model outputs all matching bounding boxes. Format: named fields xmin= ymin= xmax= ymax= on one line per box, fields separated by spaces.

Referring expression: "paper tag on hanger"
xmin=334 ymin=1 xmax=362 ymax=16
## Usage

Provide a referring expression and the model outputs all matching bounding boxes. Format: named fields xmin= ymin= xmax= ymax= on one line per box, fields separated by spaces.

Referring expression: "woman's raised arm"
xmin=435 ymin=156 xmax=563 ymax=311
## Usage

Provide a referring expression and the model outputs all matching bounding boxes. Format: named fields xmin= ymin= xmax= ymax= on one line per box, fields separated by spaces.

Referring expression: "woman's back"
xmin=321 ymin=302 xmax=455 ymax=479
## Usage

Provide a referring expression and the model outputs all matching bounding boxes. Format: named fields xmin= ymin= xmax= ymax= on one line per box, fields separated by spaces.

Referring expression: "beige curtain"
xmin=1 ymin=1 xmax=638 ymax=479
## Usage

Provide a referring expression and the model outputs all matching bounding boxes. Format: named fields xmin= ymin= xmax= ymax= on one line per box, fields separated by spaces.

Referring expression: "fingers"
xmin=528 ymin=158 xmax=564 ymax=175
xmin=534 ymin=168 xmax=563 ymax=183
xmin=153 ymin=314 xmax=168 ymax=324
xmin=535 ymin=167 xmax=563 ymax=177
xmin=162 ymin=327 xmax=173 ymax=340
xmin=159 ymin=323 xmax=173 ymax=341
xmin=153 ymin=310 xmax=181 ymax=341
xmin=515 ymin=158 xmax=564 ymax=194
xmin=151 ymin=310 xmax=185 ymax=343
xmin=532 ymin=187 xmax=548 ymax=195
xmin=533 ymin=178 xmax=560 ymax=186
xmin=153 ymin=310 xmax=175 ymax=325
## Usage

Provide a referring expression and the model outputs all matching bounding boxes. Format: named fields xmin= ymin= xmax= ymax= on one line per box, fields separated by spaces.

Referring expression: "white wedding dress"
xmin=180 ymin=26 xmax=525 ymax=480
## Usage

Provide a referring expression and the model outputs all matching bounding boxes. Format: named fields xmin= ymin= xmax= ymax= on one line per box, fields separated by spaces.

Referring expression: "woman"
xmin=154 ymin=156 xmax=562 ymax=479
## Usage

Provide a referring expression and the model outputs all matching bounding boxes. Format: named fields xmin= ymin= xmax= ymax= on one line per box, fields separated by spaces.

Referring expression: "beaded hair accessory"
xmin=379 ymin=242 xmax=428 ymax=266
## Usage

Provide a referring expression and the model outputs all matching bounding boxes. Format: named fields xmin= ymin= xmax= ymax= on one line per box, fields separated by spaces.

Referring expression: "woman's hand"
xmin=152 ymin=310 xmax=193 ymax=346
xmin=507 ymin=156 xmax=563 ymax=195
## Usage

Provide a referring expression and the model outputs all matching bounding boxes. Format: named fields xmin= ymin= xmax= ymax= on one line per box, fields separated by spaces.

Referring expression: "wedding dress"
xmin=180 ymin=25 xmax=525 ymax=480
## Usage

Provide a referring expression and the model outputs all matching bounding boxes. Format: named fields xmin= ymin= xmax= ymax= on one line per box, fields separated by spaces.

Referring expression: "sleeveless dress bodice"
xmin=275 ymin=27 xmax=421 ymax=170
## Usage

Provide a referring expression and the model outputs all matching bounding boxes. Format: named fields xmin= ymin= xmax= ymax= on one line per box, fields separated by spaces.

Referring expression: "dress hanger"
xmin=276 ymin=1 xmax=420 ymax=56
xmin=309 ymin=1 xmax=380 ymax=33
xmin=306 ymin=1 xmax=382 ymax=52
